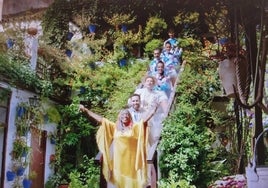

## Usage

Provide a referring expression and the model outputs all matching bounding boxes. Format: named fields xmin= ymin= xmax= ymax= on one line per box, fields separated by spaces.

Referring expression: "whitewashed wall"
xmin=0 ymin=82 xmax=56 ymax=187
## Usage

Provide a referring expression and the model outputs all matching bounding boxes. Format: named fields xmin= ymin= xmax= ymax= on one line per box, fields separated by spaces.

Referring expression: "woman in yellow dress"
xmin=79 ymin=104 xmax=156 ymax=188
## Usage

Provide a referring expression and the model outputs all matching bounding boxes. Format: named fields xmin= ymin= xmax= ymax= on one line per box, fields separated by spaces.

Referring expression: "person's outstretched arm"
xmin=79 ymin=104 xmax=103 ymax=123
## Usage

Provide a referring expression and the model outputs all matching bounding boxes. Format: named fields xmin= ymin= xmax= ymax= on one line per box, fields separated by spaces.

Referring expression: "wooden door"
xmin=30 ymin=127 xmax=46 ymax=188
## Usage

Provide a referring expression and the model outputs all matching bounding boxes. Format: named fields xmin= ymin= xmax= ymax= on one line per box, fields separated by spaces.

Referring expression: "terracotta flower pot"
xmin=37 ymin=48 xmax=44 ymax=56
xmin=27 ymin=27 xmax=38 ymax=35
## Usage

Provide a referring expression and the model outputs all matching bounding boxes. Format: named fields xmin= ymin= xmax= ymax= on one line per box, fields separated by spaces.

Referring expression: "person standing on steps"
xmin=128 ymin=93 xmax=147 ymax=123
xmin=148 ymin=48 xmax=162 ymax=75
xmin=128 ymin=93 xmax=158 ymax=188
xmin=134 ymin=75 xmax=168 ymax=146
xmin=79 ymin=104 xmax=156 ymax=188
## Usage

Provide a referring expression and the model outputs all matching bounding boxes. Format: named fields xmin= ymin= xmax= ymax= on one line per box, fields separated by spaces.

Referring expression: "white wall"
xmin=0 ymin=82 xmax=56 ymax=188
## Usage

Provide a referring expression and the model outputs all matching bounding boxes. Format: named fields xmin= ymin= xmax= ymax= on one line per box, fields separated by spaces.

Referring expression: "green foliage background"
xmin=158 ymin=48 xmax=233 ymax=187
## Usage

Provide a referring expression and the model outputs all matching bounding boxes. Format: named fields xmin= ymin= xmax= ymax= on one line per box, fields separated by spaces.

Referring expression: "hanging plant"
xmin=12 ymin=138 xmax=30 ymax=159
xmin=23 ymin=171 xmax=37 ymax=188
xmin=46 ymin=106 xmax=61 ymax=123
xmin=16 ymin=119 xmax=30 ymax=136
xmin=17 ymin=105 xmax=27 ymax=118
xmin=48 ymin=131 xmax=57 ymax=144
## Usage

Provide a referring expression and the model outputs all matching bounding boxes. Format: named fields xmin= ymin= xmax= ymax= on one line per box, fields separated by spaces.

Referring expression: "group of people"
xmin=147 ymin=29 xmax=183 ymax=98
xmin=79 ymin=29 xmax=183 ymax=188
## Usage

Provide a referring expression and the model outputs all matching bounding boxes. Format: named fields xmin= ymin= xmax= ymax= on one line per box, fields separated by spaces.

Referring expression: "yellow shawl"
xmin=96 ymin=118 xmax=148 ymax=188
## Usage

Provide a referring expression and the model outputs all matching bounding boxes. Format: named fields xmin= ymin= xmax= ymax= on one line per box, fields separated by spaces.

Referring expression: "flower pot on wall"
xmin=121 ymin=24 xmax=127 ymax=32
xmin=6 ymin=38 xmax=14 ymax=49
xmin=23 ymin=179 xmax=32 ymax=188
xmin=17 ymin=166 xmax=25 ymax=176
xmin=67 ymin=32 xmax=74 ymax=41
xmin=80 ymin=86 xmax=86 ymax=94
xmin=22 ymin=150 xmax=28 ymax=157
xmin=27 ymin=27 xmax=38 ymax=35
xmin=88 ymin=24 xmax=96 ymax=33
xmin=65 ymin=49 xmax=72 ymax=57
xmin=6 ymin=171 xmax=16 ymax=181
xmin=50 ymin=137 xmax=56 ymax=144
xmin=119 ymin=59 xmax=127 ymax=67
xmin=17 ymin=106 xmax=26 ymax=117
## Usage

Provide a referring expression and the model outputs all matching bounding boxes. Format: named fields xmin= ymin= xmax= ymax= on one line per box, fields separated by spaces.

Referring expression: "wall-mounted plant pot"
xmin=22 ymin=151 xmax=28 ymax=157
xmin=50 ymin=137 xmax=56 ymax=144
xmin=6 ymin=171 xmax=16 ymax=181
xmin=65 ymin=49 xmax=72 ymax=57
xmin=17 ymin=166 xmax=25 ymax=176
xmin=50 ymin=154 xmax=56 ymax=163
xmin=37 ymin=47 xmax=44 ymax=56
xmin=119 ymin=59 xmax=127 ymax=67
xmin=6 ymin=38 xmax=14 ymax=49
xmin=88 ymin=62 xmax=96 ymax=70
xmin=23 ymin=179 xmax=32 ymax=188
xmin=67 ymin=32 xmax=74 ymax=41
xmin=121 ymin=24 xmax=127 ymax=32
xmin=219 ymin=37 xmax=228 ymax=45
xmin=17 ymin=106 xmax=26 ymax=117
xmin=80 ymin=86 xmax=86 ymax=94
xmin=43 ymin=114 xmax=49 ymax=123
xmin=88 ymin=24 xmax=96 ymax=33
xmin=27 ymin=27 xmax=38 ymax=35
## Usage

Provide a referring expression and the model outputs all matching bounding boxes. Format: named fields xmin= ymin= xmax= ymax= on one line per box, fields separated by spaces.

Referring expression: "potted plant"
xmin=16 ymin=119 xmax=30 ymax=136
xmin=6 ymin=170 xmax=16 ymax=181
xmin=16 ymin=165 xmax=26 ymax=176
xmin=23 ymin=171 xmax=37 ymax=188
xmin=48 ymin=131 xmax=57 ymax=144
xmin=49 ymin=154 xmax=56 ymax=169
xmin=17 ymin=104 xmax=27 ymax=118
xmin=27 ymin=27 xmax=38 ymax=36
xmin=12 ymin=138 xmax=30 ymax=159
xmin=58 ymin=180 xmax=69 ymax=188
xmin=73 ymin=1 xmax=98 ymax=36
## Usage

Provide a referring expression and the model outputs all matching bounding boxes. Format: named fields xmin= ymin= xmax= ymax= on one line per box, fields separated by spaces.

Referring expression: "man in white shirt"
xmin=128 ymin=93 xmax=146 ymax=123
xmin=128 ymin=93 xmax=157 ymax=188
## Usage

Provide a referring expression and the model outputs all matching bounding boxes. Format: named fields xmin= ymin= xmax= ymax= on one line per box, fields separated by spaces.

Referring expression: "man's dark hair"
xmin=130 ymin=93 xmax=141 ymax=99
